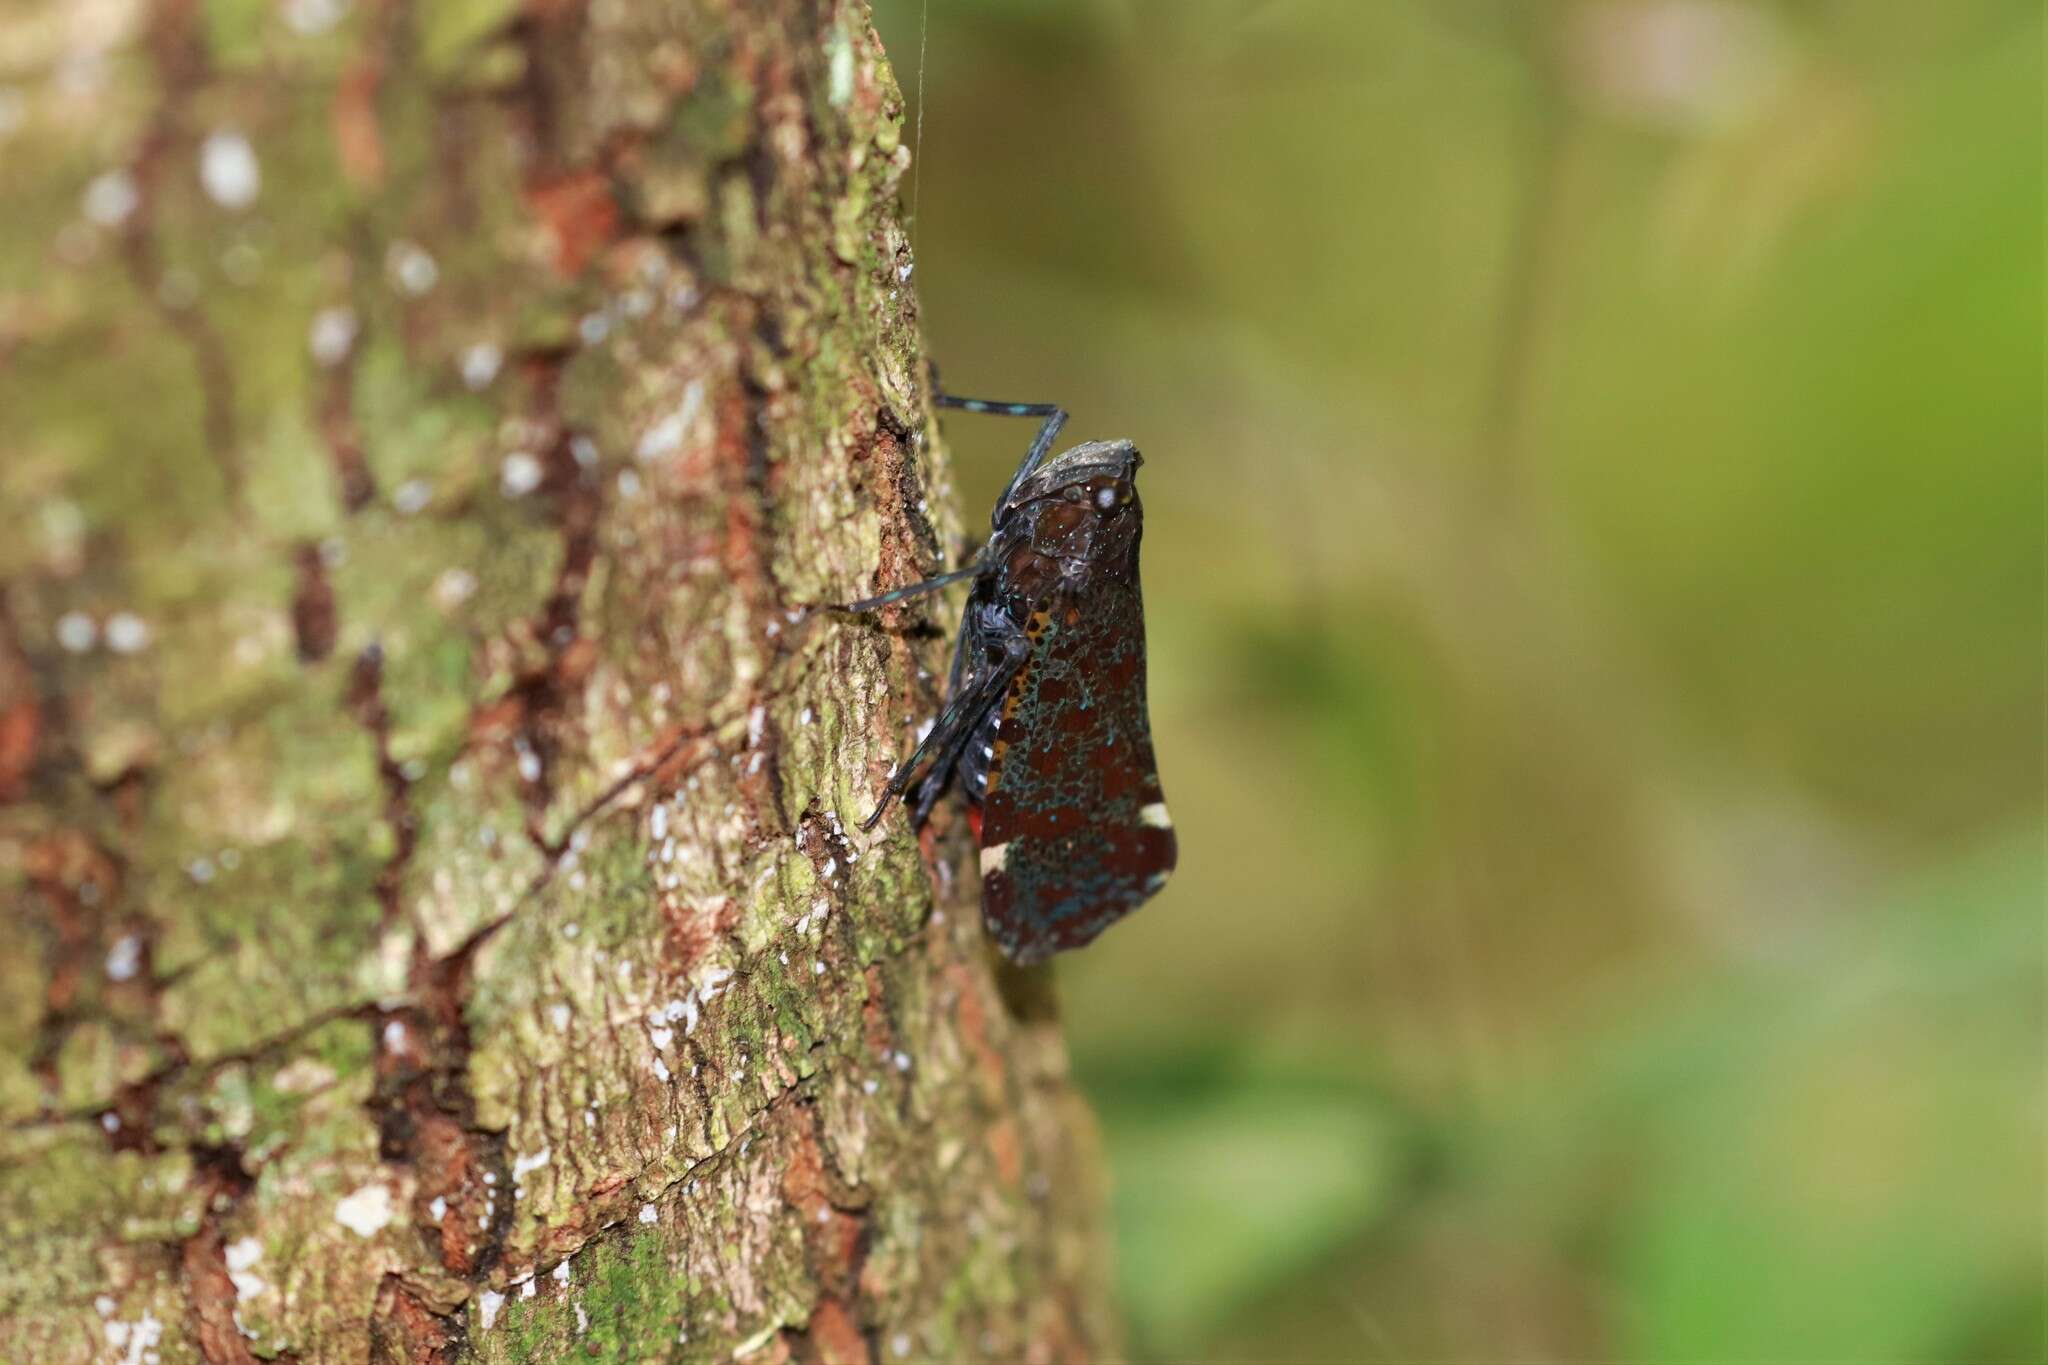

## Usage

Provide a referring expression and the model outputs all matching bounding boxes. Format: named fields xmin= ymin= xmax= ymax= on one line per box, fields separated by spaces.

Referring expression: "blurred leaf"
xmin=1217 ymin=604 xmax=1441 ymax=844
xmin=1539 ymin=830 xmax=2046 ymax=1361
xmin=1085 ymin=1053 xmax=1409 ymax=1356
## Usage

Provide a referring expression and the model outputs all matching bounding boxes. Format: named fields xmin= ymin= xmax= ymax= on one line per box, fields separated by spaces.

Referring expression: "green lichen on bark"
xmin=0 ymin=1 xmax=1114 ymax=1360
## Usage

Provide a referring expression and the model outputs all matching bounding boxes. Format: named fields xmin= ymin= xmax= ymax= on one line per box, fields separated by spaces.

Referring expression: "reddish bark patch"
xmin=334 ymin=59 xmax=386 ymax=190
xmin=526 ymin=169 xmax=619 ymax=278
xmin=181 ymin=1219 xmax=259 ymax=1365
xmin=986 ymin=1118 xmax=1024 ymax=1190
xmin=859 ymin=965 xmax=894 ymax=1064
xmin=179 ymin=1152 xmax=259 ymax=1365
xmin=948 ymin=962 xmax=1006 ymax=1100
xmin=0 ymin=696 xmax=39 ymax=801
xmin=291 ymin=543 xmax=338 ymax=663
xmin=659 ymin=896 xmax=718 ymax=975
xmin=793 ymin=1296 xmax=871 ymax=1365
xmin=0 ymin=618 xmax=36 ymax=803
xmin=24 ymin=830 xmax=119 ymax=1018
xmin=346 ymin=646 xmax=416 ymax=925
xmin=372 ymin=1274 xmax=459 ymax=1364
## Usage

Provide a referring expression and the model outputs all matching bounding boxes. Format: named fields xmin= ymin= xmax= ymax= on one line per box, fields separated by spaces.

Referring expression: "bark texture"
xmin=0 ymin=1 xmax=1114 ymax=1360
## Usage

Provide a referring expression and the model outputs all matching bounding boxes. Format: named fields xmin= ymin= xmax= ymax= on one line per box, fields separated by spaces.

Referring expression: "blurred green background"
xmin=869 ymin=1 xmax=2043 ymax=1359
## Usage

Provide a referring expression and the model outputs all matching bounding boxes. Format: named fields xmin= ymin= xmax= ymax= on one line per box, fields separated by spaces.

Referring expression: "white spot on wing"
xmin=979 ymin=842 xmax=1009 ymax=876
xmin=1139 ymin=802 xmax=1172 ymax=829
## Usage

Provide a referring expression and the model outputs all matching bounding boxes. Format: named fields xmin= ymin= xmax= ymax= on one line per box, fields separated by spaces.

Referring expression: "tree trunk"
xmin=0 ymin=2 xmax=1115 ymax=1360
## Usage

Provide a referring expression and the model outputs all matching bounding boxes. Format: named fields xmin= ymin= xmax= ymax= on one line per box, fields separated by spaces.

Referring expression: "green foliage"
xmin=875 ymin=0 xmax=2044 ymax=1356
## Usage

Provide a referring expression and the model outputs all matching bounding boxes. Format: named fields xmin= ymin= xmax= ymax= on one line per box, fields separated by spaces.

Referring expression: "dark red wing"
xmin=977 ymin=586 xmax=1175 ymax=964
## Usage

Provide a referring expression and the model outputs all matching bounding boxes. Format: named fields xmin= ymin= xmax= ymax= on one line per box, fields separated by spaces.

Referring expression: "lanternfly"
xmin=841 ymin=392 xmax=1176 ymax=964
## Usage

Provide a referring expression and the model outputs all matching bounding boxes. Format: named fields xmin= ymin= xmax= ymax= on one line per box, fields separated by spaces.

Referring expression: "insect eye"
xmin=1060 ymin=485 xmax=1085 ymax=504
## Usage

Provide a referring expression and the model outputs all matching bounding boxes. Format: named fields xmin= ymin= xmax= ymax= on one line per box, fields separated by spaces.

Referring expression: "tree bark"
xmin=0 ymin=2 xmax=1115 ymax=1360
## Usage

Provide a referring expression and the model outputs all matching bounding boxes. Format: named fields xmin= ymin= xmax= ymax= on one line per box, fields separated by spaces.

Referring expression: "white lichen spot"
xmin=308 ymin=306 xmax=358 ymax=366
xmin=333 ymin=1182 xmax=394 ymax=1238
xmin=100 ymin=1111 xmax=120 ymax=1133
xmin=650 ymin=804 xmax=669 ymax=841
xmin=549 ymin=1003 xmax=572 ymax=1030
xmin=387 ymin=239 xmax=438 ymax=296
xmin=652 ymin=1055 xmax=671 ymax=1082
xmin=104 ymin=612 xmax=149 ymax=653
xmin=391 ymin=478 xmax=432 ymax=516
xmin=552 ymin=1261 xmax=571 ymax=1284
xmin=813 ymin=960 xmax=826 ymax=976
xmin=648 ymin=1024 xmax=673 ymax=1051
xmin=477 ymin=1289 xmax=505 ymax=1330
xmin=828 ymin=33 xmax=856 ymax=106
xmin=519 ymin=1278 xmax=537 ymax=1299
xmin=576 ymin=1303 xmax=590 ymax=1334
xmin=638 ymin=1203 xmax=657 ymax=1225
xmin=892 ymin=1332 xmax=912 ymax=1358
xmin=636 ymin=383 xmax=701 ymax=462
xmin=381 ymin=1019 xmax=407 ymax=1052
xmin=734 ymin=1323 xmax=781 ymax=1359
xmin=105 ymin=934 xmax=142 ymax=982
xmin=94 ymin=1295 xmax=116 ymax=1317
xmin=106 ymin=1308 xmax=163 ymax=1365
xmin=199 ymin=129 xmax=261 ymax=209
xmin=800 ymin=706 xmax=815 ymax=726
xmin=55 ymin=611 xmax=96 ymax=653
xmin=283 ymin=0 xmax=351 ymax=35
xmin=862 ymin=1078 xmax=878 ymax=1095
xmin=225 ymin=1236 xmax=266 ymax=1299
xmin=428 ymin=1196 xmax=447 ymax=1221
xmin=892 ymin=1051 xmax=911 ymax=1073
xmin=460 ymin=342 xmax=502 ymax=390
xmin=434 ymin=567 xmax=478 ymax=609
xmin=578 ymin=310 xmax=610 ymax=345
xmin=500 ymin=451 xmax=544 ymax=498
xmin=82 ymin=169 xmax=138 ymax=226
xmin=187 ymin=857 xmax=216 ymax=884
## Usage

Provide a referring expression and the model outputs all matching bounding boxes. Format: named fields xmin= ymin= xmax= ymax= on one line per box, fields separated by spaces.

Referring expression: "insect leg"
xmin=934 ymin=393 xmax=1068 ymax=527
xmin=827 ymin=562 xmax=980 ymax=615
xmin=860 ymin=606 xmax=1029 ymax=832
xmin=907 ymin=621 xmax=980 ymax=827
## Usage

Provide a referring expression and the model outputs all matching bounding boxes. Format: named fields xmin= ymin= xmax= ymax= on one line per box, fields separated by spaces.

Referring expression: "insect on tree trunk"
xmin=0 ymin=1 xmax=1118 ymax=1360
